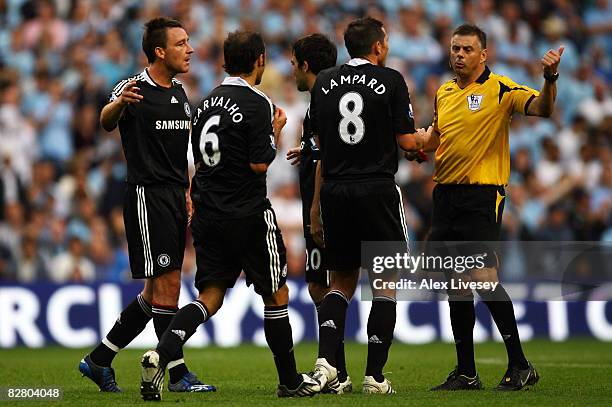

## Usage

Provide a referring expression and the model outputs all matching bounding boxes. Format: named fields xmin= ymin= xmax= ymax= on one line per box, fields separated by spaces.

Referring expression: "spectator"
xmin=15 ymin=230 xmax=48 ymax=283
xmin=21 ymin=0 xmax=69 ymax=51
xmin=577 ymin=77 xmax=612 ymax=127
xmin=48 ymin=220 xmax=95 ymax=283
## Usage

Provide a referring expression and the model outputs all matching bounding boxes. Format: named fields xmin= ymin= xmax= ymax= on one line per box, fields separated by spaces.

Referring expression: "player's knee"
xmin=152 ymin=270 xmax=181 ymax=305
xmin=141 ymin=280 xmax=154 ymax=303
xmin=330 ymin=269 xmax=359 ymax=299
xmin=470 ymin=267 xmax=499 ymax=284
xmin=196 ymin=295 xmax=223 ymax=317
xmin=195 ymin=282 xmax=227 ymax=316
xmin=263 ymin=284 xmax=289 ymax=307
xmin=372 ymin=287 xmax=397 ymax=300
xmin=448 ymin=291 xmax=474 ymax=301
xmin=308 ymin=282 xmax=329 ymax=304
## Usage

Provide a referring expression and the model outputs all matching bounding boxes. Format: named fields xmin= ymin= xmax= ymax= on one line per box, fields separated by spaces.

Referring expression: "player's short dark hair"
xmin=452 ymin=24 xmax=487 ymax=49
xmin=223 ymin=31 xmax=265 ymax=75
xmin=344 ymin=17 xmax=385 ymax=59
xmin=292 ymin=33 xmax=337 ymax=75
xmin=142 ymin=17 xmax=184 ymax=63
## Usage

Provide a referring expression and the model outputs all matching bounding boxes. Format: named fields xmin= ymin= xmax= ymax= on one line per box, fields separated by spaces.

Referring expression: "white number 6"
xmin=200 ymin=115 xmax=221 ymax=167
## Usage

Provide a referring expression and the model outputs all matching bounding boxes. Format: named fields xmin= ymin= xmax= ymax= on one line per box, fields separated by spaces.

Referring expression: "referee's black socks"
xmin=90 ymin=293 xmax=152 ymax=367
xmin=317 ymin=290 xmax=349 ymax=367
xmin=264 ymin=305 xmax=301 ymax=389
xmin=315 ymin=301 xmax=348 ymax=382
xmin=365 ymin=296 xmax=396 ymax=382
xmin=479 ymin=285 xmax=529 ymax=370
xmin=449 ymin=297 xmax=477 ymax=377
xmin=154 ymin=302 xmax=205 ymax=383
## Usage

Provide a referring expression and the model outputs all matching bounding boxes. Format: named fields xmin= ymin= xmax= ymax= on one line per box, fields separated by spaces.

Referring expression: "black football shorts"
xmin=123 ymin=184 xmax=187 ymax=279
xmin=320 ymin=178 xmax=408 ymax=271
xmin=304 ymin=234 xmax=330 ymax=287
xmin=191 ymin=207 xmax=287 ymax=297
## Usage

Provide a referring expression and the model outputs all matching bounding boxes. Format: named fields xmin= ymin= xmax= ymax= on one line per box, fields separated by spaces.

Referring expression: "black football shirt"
xmin=310 ymin=58 xmax=416 ymax=180
xmin=191 ymin=76 xmax=276 ymax=218
xmin=110 ymin=69 xmax=190 ymax=187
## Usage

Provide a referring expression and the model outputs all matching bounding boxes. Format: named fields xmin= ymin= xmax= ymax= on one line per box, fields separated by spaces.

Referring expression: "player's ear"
xmin=373 ymin=41 xmax=382 ymax=56
xmin=257 ymin=53 xmax=265 ymax=67
xmin=302 ymin=60 xmax=309 ymax=73
xmin=154 ymin=46 xmax=165 ymax=61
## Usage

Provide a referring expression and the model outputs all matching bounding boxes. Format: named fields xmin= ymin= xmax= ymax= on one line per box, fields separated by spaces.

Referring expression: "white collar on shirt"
xmin=220 ymin=76 xmax=274 ymax=121
xmin=221 ymin=76 xmax=251 ymax=87
xmin=346 ymin=58 xmax=373 ymax=66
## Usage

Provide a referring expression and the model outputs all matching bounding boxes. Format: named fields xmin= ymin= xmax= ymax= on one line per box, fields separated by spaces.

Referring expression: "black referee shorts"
xmin=320 ymin=178 xmax=408 ymax=271
xmin=123 ymin=184 xmax=187 ymax=279
xmin=191 ymin=207 xmax=287 ymax=297
xmin=429 ymin=184 xmax=505 ymax=267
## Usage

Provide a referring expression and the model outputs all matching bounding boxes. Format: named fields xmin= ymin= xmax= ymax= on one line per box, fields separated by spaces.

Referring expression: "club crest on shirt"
xmin=184 ymin=102 xmax=191 ymax=117
xmin=467 ymin=94 xmax=483 ymax=111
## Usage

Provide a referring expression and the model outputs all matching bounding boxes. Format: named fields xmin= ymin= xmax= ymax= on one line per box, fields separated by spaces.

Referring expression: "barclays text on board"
xmin=0 ymin=281 xmax=611 ymax=348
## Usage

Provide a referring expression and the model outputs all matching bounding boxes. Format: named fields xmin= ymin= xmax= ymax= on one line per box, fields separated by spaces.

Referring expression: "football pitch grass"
xmin=0 ymin=340 xmax=610 ymax=406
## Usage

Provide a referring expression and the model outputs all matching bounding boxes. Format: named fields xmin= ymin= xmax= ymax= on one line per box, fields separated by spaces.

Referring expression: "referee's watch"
xmin=544 ymin=71 xmax=559 ymax=83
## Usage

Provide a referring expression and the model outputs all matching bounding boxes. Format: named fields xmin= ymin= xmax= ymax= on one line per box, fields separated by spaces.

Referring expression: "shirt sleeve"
xmin=248 ymin=100 xmax=276 ymax=165
xmin=391 ymin=71 xmax=416 ymax=135
xmin=108 ymin=79 xmax=136 ymax=122
xmin=309 ymin=76 xmax=322 ymax=136
xmin=109 ymin=79 xmax=131 ymax=102
xmin=501 ymin=77 xmax=540 ymax=115
xmin=432 ymin=94 xmax=439 ymax=133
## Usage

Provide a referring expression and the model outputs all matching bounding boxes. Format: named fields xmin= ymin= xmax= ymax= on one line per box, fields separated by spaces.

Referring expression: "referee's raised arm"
xmin=525 ymin=46 xmax=564 ymax=117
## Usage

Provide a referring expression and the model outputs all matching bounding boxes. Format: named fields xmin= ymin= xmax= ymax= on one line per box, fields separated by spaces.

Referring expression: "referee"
xmin=413 ymin=24 xmax=563 ymax=391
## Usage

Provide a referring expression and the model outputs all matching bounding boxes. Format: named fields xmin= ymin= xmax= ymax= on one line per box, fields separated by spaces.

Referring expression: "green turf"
xmin=0 ymin=340 xmax=611 ymax=406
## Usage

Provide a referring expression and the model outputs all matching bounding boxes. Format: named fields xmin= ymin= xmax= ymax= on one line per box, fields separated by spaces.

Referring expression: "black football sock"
xmin=449 ymin=297 xmax=477 ymax=377
xmin=317 ymin=290 xmax=349 ymax=367
xmin=152 ymin=302 xmax=189 ymax=383
xmin=264 ymin=305 xmax=301 ymax=388
xmin=315 ymin=300 xmax=348 ymax=381
xmin=365 ymin=296 xmax=396 ymax=382
xmin=479 ymin=285 xmax=529 ymax=370
xmin=90 ymin=293 xmax=152 ymax=367
xmin=156 ymin=301 xmax=209 ymax=370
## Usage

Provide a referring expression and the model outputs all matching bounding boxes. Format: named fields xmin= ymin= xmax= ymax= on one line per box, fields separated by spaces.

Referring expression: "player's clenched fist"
xmin=118 ymin=80 xmax=144 ymax=105
xmin=273 ymin=107 xmax=287 ymax=136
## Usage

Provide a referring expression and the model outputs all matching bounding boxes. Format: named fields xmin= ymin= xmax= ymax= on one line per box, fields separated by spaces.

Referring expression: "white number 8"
xmin=338 ymin=92 xmax=365 ymax=145
xmin=200 ymin=115 xmax=221 ymax=167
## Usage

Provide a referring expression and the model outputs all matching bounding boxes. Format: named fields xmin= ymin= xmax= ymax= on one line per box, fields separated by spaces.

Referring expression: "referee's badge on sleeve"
xmin=467 ymin=94 xmax=483 ymax=111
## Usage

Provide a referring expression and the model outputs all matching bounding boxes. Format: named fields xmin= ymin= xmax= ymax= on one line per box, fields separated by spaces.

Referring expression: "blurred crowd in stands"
xmin=0 ymin=0 xmax=610 ymax=284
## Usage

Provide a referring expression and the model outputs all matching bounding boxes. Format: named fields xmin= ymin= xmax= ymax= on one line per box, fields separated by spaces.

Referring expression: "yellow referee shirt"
xmin=432 ymin=66 xmax=539 ymax=186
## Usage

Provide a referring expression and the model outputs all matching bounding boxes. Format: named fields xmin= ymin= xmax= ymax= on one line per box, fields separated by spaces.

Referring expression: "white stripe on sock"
xmin=167 ymin=358 xmax=185 ymax=370
xmin=102 ymin=337 xmax=120 ymax=352
xmin=191 ymin=301 xmax=209 ymax=321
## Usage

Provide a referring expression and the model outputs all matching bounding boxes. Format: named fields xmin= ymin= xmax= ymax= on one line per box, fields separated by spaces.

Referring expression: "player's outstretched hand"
xmin=286 ymin=147 xmax=301 ymax=166
xmin=118 ymin=81 xmax=143 ymax=105
xmin=273 ymin=107 xmax=287 ymax=136
xmin=542 ymin=46 xmax=564 ymax=75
